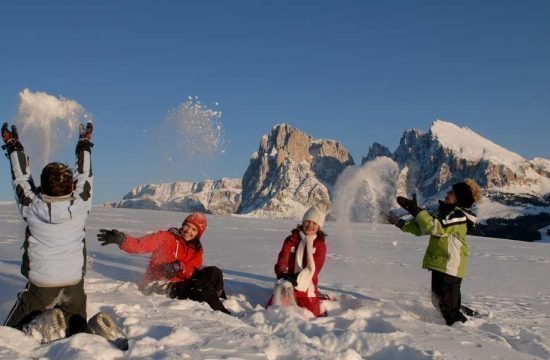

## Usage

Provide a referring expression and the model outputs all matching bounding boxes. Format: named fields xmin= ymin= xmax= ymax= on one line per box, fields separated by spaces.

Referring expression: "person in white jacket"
xmin=2 ymin=122 xmax=94 ymax=342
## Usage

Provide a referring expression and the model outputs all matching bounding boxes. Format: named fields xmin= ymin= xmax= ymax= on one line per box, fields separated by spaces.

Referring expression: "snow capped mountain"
xmin=357 ymin=120 xmax=550 ymax=240
xmin=364 ymin=119 xmax=550 ymax=204
xmin=237 ymin=123 xmax=354 ymax=219
xmin=113 ymin=120 xmax=548 ymax=239
xmin=113 ymin=178 xmax=242 ymax=215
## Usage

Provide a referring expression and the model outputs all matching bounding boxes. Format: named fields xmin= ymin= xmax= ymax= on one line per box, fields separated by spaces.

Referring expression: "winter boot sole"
xmin=87 ymin=312 xmax=128 ymax=351
xmin=23 ymin=308 xmax=67 ymax=344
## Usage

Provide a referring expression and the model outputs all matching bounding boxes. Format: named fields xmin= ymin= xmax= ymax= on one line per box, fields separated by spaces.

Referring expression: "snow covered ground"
xmin=0 ymin=203 xmax=549 ymax=359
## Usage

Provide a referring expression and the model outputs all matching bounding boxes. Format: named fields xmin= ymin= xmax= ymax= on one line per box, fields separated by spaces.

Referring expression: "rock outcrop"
xmin=364 ymin=120 xmax=550 ymax=211
xmin=238 ymin=123 xmax=354 ymax=218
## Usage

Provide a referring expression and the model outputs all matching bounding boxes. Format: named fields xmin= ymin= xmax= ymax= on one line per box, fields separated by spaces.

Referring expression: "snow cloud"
xmin=165 ymin=96 xmax=224 ymax=158
xmin=16 ymin=88 xmax=91 ymax=169
xmin=332 ymin=156 xmax=400 ymax=224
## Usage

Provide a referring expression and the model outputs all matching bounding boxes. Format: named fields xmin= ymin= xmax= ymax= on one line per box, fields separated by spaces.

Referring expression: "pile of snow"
xmin=0 ymin=204 xmax=549 ymax=359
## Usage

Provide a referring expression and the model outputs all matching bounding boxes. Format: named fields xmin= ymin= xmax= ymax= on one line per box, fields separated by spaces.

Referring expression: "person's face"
xmin=302 ymin=220 xmax=320 ymax=235
xmin=443 ymin=189 xmax=458 ymax=205
xmin=181 ymin=223 xmax=199 ymax=241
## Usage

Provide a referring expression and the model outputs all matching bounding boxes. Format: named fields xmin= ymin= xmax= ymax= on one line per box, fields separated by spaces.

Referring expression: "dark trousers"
xmin=169 ymin=266 xmax=230 ymax=314
xmin=431 ymin=270 xmax=466 ymax=326
xmin=4 ymin=280 xmax=88 ymax=335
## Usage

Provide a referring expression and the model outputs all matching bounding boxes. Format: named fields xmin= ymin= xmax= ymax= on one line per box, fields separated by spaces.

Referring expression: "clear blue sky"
xmin=1 ymin=1 xmax=549 ymax=203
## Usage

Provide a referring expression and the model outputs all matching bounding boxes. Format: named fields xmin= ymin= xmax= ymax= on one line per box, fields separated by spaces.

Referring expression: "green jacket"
xmin=400 ymin=207 xmax=475 ymax=278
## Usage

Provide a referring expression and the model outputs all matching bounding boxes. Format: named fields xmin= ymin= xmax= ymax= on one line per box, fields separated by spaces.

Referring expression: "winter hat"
xmin=183 ymin=213 xmax=208 ymax=239
xmin=302 ymin=206 xmax=326 ymax=229
xmin=452 ymin=179 xmax=481 ymax=208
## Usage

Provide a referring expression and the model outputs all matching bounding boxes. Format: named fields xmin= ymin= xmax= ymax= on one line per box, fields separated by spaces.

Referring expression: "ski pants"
xmin=4 ymin=280 xmax=88 ymax=335
xmin=169 ymin=266 xmax=230 ymax=314
xmin=431 ymin=270 xmax=466 ymax=326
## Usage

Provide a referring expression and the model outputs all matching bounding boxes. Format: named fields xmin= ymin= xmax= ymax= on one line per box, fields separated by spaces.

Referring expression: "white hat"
xmin=302 ymin=206 xmax=326 ymax=229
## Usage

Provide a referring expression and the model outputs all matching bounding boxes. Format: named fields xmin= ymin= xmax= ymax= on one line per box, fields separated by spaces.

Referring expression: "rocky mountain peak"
xmin=238 ymin=123 xmax=354 ymax=218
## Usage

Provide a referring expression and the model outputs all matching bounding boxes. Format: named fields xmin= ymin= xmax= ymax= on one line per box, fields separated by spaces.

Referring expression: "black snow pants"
xmin=3 ymin=280 xmax=88 ymax=335
xmin=431 ymin=270 xmax=467 ymax=326
xmin=169 ymin=266 xmax=230 ymax=314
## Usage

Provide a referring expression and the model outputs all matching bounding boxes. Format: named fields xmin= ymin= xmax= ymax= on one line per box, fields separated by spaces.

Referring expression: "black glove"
xmin=162 ymin=261 xmax=184 ymax=279
xmin=97 ymin=229 xmax=125 ymax=246
xmin=278 ymin=272 xmax=298 ymax=287
xmin=76 ymin=122 xmax=94 ymax=153
xmin=396 ymin=194 xmax=422 ymax=217
xmin=394 ymin=218 xmax=407 ymax=229
xmin=1 ymin=123 xmax=24 ymax=154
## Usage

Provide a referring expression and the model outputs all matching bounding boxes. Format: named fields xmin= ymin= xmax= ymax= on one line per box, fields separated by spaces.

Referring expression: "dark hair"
xmin=40 ymin=162 xmax=74 ymax=196
xmin=295 ymin=224 xmax=327 ymax=240
xmin=169 ymin=227 xmax=203 ymax=251
xmin=186 ymin=238 xmax=203 ymax=251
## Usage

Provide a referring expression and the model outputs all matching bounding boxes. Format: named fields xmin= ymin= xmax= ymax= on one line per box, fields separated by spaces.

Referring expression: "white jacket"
xmin=9 ymin=144 xmax=93 ymax=287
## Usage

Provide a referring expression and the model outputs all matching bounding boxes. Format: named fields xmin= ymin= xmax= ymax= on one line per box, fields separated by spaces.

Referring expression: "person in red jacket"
xmin=98 ymin=213 xmax=229 ymax=314
xmin=267 ymin=206 xmax=328 ymax=317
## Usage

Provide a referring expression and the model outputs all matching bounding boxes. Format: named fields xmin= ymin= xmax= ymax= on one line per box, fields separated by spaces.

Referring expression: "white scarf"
xmin=294 ymin=231 xmax=316 ymax=296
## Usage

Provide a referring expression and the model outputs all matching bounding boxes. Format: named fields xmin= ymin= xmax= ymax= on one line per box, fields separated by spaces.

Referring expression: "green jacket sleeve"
xmin=400 ymin=219 xmax=424 ymax=236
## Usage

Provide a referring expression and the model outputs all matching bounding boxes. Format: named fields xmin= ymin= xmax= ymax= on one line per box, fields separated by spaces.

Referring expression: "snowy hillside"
xmin=430 ymin=120 xmax=526 ymax=168
xmin=114 ymin=178 xmax=242 ymax=215
xmin=1 ymin=203 xmax=549 ymax=359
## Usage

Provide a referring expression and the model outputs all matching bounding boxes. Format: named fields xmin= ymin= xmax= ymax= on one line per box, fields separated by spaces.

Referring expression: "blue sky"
xmin=0 ymin=1 xmax=549 ymax=203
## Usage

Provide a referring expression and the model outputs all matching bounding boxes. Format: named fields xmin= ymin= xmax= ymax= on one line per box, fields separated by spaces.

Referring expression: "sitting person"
xmin=97 ymin=213 xmax=230 ymax=314
xmin=267 ymin=206 xmax=328 ymax=317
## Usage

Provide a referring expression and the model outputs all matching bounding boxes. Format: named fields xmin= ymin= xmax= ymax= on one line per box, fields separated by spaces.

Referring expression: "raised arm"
xmin=74 ymin=122 xmax=93 ymax=205
xmin=2 ymin=123 xmax=37 ymax=215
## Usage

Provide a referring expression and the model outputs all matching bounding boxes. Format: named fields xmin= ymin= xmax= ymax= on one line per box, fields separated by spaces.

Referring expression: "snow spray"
xmin=165 ymin=96 xmax=224 ymax=158
xmin=15 ymin=88 xmax=91 ymax=170
xmin=332 ymin=157 xmax=399 ymax=224
xmin=331 ymin=157 xmax=400 ymax=248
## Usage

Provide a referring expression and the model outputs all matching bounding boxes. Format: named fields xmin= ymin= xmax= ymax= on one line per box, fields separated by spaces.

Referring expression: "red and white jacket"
xmin=120 ymin=228 xmax=203 ymax=286
xmin=274 ymin=229 xmax=327 ymax=297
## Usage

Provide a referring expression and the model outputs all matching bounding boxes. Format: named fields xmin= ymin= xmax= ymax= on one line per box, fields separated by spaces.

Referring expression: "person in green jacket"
xmin=394 ymin=179 xmax=481 ymax=326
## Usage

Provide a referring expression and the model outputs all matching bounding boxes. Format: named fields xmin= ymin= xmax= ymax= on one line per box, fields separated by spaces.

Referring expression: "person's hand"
xmin=1 ymin=123 xmax=23 ymax=154
xmin=396 ymin=194 xmax=422 ymax=216
xmin=76 ymin=121 xmax=94 ymax=153
xmin=97 ymin=229 xmax=125 ymax=246
xmin=278 ymin=272 xmax=298 ymax=287
xmin=394 ymin=218 xmax=407 ymax=229
xmin=162 ymin=261 xmax=184 ymax=279
xmin=79 ymin=122 xmax=93 ymax=141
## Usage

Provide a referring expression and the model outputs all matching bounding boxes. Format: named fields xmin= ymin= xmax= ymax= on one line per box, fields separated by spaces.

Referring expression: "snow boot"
xmin=87 ymin=312 xmax=128 ymax=351
xmin=22 ymin=308 xmax=67 ymax=344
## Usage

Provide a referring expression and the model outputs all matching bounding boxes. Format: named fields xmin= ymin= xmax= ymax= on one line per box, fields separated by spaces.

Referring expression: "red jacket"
xmin=274 ymin=230 xmax=327 ymax=294
xmin=120 ymin=229 xmax=203 ymax=285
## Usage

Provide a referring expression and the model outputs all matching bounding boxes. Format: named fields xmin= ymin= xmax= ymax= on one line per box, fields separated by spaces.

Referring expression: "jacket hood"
xmin=33 ymin=195 xmax=79 ymax=224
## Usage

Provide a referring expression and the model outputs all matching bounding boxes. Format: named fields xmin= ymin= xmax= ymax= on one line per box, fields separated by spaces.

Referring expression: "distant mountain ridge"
xmin=112 ymin=178 xmax=241 ymax=215
xmin=112 ymin=120 xmax=550 ymax=239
